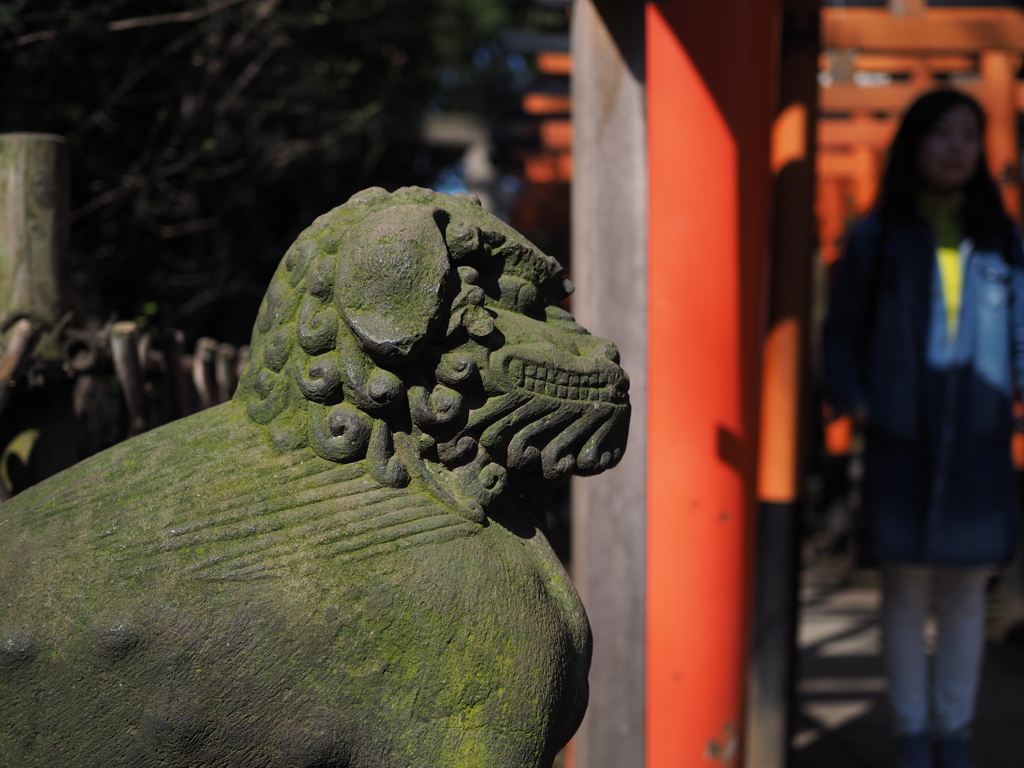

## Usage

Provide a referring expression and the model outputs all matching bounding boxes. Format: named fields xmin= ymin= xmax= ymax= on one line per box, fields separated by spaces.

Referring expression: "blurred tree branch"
xmin=107 ymin=0 xmax=248 ymax=32
xmin=0 ymin=0 xmax=568 ymax=345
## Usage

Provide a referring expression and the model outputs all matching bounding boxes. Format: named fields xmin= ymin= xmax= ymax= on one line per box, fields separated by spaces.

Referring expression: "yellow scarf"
xmin=919 ymin=191 xmax=964 ymax=339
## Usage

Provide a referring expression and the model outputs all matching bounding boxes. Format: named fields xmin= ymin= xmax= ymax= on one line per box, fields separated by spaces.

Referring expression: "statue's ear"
xmin=337 ymin=205 xmax=450 ymax=361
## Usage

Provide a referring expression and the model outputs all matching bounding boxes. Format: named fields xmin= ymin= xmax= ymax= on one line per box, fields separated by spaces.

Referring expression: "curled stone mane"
xmin=236 ymin=186 xmax=630 ymax=518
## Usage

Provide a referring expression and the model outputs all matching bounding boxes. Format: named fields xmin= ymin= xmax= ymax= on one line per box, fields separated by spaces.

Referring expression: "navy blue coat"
xmin=824 ymin=211 xmax=1024 ymax=566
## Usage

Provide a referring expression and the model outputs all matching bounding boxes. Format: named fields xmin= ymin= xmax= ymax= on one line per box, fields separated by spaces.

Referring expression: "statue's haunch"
xmin=0 ymin=187 xmax=630 ymax=768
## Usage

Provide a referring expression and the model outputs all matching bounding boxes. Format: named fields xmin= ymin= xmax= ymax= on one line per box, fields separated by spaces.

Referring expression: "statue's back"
xmin=0 ymin=187 xmax=629 ymax=767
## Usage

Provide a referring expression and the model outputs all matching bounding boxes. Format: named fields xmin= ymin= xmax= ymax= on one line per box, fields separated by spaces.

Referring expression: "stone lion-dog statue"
xmin=0 ymin=187 xmax=630 ymax=767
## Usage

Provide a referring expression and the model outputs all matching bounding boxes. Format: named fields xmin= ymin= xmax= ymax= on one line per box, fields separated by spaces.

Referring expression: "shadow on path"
xmin=794 ymin=563 xmax=1024 ymax=768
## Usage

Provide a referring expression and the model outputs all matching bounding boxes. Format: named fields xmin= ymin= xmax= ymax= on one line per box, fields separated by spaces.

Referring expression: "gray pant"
xmin=881 ymin=562 xmax=990 ymax=735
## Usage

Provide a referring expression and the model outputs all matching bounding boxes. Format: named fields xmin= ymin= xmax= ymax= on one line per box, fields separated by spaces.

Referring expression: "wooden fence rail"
xmin=0 ymin=132 xmax=250 ymax=500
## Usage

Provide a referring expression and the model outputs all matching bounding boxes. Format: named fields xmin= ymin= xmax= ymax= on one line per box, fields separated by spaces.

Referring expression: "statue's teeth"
xmin=509 ymin=359 xmax=525 ymax=385
xmin=513 ymin=360 xmax=624 ymax=403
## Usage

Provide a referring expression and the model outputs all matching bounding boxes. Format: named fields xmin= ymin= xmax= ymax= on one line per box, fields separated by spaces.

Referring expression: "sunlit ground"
xmin=794 ymin=560 xmax=1024 ymax=768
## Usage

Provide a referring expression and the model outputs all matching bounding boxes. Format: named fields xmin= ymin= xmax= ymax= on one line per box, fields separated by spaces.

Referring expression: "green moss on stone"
xmin=0 ymin=187 xmax=630 ymax=767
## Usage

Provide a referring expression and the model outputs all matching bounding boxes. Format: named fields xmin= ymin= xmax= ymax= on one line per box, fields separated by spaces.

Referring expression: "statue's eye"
xmin=497 ymin=275 xmax=540 ymax=316
xmin=545 ymin=306 xmax=574 ymax=322
xmin=544 ymin=305 xmax=589 ymax=334
xmin=516 ymin=282 xmax=540 ymax=315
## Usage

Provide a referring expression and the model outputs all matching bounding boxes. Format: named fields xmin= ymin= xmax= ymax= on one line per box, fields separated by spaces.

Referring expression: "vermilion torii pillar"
xmin=646 ymin=1 xmax=778 ymax=765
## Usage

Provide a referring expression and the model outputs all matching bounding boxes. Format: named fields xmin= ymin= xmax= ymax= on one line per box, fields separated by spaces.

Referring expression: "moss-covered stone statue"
xmin=0 ymin=187 xmax=630 ymax=767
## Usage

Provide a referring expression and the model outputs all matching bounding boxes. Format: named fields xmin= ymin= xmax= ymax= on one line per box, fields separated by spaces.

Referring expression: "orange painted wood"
xmin=524 ymin=152 xmax=572 ymax=183
xmin=758 ymin=319 xmax=801 ymax=502
xmin=563 ymin=739 xmax=575 ymax=768
xmin=818 ymin=53 xmax=974 ymax=74
xmin=818 ymin=117 xmax=897 ymax=150
xmin=822 ymin=82 xmax=1024 ymax=112
xmin=771 ymin=104 xmax=808 ymax=176
xmin=540 ymin=120 xmax=572 ymax=151
xmin=816 ymin=150 xmax=877 ymax=211
xmin=825 ymin=414 xmax=853 ymax=456
xmin=522 ymin=93 xmax=571 ymax=115
xmin=980 ymin=51 xmax=1021 ymax=223
xmin=820 ymin=83 xmax=936 ymax=113
xmin=557 ymin=152 xmax=572 ymax=180
xmin=851 ymin=145 xmax=879 ymax=213
xmin=1014 ymin=404 xmax=1024 ymax=470
xmin=823 ymin=7 xmax=1024 ymax=52
xmin=817 ymin=150 xmax=858 ymax=180
xmin=647 ymin=0 xmax=776 ymax=764
xmin=815 ymin=177 xmax=846 ymax=266
xmin=820 ymin=81 xmax=1024 ymax=114
xmin=537 ymin=51 xmax=572 ymax=76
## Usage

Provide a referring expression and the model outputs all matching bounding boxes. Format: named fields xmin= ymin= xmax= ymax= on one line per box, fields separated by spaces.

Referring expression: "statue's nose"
xmin=595 ymin=341 xmax=621 ymax=365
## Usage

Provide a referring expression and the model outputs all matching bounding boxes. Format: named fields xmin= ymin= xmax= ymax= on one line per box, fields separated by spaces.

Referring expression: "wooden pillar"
xmin=110 ymin=321 xmax=147 ymax=437
xmin=979 ymin=50 xmax=1021 ymax=224
xmin=850 ymin=130 xmax=879 ymax=215
xmin=0 ymin=134 xmax=69 ymax=336
xmin=570 ymin=1 xmax=648 ymax=767
xmin=646 ymin=1 xmax=778 ymax=765
xmin=0 ymin=132 xmax=75 ymax=494
xmin=747 ymin=2 xmax=819 ymax=766
xmin=816 ymin=177 xmax=845 ymax=266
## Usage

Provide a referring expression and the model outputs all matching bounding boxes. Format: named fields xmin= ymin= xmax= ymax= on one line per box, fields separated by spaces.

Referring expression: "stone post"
xmin=0 ymin=133 xmax=70 ymax=340
xmin=0 ymin=133 xmax=75 ymax=494
xmin=570 ymin=2 xmax=647 ymax=766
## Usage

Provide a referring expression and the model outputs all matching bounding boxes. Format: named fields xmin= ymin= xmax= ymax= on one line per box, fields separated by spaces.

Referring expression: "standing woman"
xmin=825 ymin=89 xmax=1024 ymax=768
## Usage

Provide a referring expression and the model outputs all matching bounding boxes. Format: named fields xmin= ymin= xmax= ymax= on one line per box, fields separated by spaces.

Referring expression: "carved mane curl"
xmin=236 ymin=186 xmax=629 ymax=516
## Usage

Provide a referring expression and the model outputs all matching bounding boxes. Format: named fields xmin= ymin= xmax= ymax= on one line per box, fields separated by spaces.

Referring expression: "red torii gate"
xmin=568 ymin=1 xmax=793 ymax=767
xmin=522 ymin=2 xmax=1024 ymax=766
xmin=817 ymin=3 xmax=1024 ymax=265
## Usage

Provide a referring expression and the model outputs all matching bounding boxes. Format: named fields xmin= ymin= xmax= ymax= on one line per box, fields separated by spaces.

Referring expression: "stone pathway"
xmin=793 ymin=565 xmax=1024 ymax=768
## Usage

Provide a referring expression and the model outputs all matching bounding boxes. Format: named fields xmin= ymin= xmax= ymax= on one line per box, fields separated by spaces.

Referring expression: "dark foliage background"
xmin=0 ymin=0 xmax=564 ymax=344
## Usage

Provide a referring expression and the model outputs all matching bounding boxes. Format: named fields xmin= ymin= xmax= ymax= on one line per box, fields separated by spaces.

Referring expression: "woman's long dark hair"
xmin=877 ymin=89 xmax=1013 ymax=249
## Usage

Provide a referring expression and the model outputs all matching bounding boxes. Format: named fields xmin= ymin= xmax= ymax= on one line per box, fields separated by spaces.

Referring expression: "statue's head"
xmin=236 ymin=187 xmax=629 ymax=518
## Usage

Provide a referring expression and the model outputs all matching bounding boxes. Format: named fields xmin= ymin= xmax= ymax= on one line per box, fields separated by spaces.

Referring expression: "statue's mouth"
xmin=515 ymin=362 xmax=608 ymax=402
xmin=490 ymin=344 xmax=629 ymax=406
xmin=433 ymin=342 xmax=630 ymax=485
